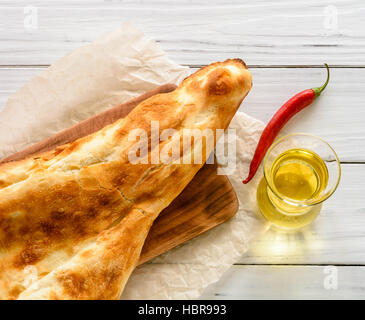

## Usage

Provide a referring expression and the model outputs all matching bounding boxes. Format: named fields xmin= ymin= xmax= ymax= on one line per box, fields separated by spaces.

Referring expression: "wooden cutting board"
xmin=0 ymin=84 xmax=238 ymax=264
xmin=139 ymin=159 xmax=238 ymax=264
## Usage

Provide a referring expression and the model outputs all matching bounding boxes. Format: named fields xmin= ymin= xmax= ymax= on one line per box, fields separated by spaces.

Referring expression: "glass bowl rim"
xmin=263 ymin=133 xmax=341 ymax=207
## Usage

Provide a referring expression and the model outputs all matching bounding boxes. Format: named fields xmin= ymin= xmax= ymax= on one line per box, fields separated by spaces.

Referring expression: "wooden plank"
xmin=1 ymin=67 xmax=364 ymax=162
xmin=0 ymin=0 xmax=364 ymax=66
xmin=200 ymin=265 xmax=365 ymax=299
xmin=0 ymin=68 xmax=38 ymax=108
xmin=236 ymin=67 xmax=365 ymax=163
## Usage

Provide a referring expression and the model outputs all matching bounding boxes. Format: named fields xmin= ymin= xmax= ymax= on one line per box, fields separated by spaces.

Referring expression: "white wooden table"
xmin=1 ymin=0 xmax=365 ymax=299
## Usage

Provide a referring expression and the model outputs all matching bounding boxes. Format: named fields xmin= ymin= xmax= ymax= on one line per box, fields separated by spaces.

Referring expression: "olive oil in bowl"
xmin=270 ymin=148 xmax=328 ymax=202
xmin=257 ymin=134 xmax=341 ymax=230
xmin=257 ymin=148 xmax=329 ymax=230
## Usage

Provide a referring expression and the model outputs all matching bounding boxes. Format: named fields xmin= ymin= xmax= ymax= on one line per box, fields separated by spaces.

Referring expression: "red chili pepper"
xmin=242 ymin=64 xmax=330 ymax=184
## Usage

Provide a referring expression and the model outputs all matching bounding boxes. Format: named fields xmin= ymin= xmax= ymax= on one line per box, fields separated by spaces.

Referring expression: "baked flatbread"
xmin=0 ymin=59 xmax=252 ymax=299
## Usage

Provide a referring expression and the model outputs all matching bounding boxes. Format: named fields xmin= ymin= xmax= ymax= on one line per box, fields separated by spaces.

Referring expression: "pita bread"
xmin=0 ymin=59 xmax=252 ymax=299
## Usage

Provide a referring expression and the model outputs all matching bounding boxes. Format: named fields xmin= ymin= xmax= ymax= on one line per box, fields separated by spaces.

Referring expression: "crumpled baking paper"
xmin=0 ymin=22 xmax=190 ymax=158
xmin=0 ymin=22 xmax=266 ymax=299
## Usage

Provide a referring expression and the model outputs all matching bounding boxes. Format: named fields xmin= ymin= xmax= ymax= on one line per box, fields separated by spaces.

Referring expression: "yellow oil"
xmin=257 ymin=148 xmax=329 ymax=230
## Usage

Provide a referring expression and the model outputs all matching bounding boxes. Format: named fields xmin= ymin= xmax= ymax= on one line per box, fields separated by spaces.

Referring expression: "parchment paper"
xmin=0 ymin=22 xmax=189 ymax=158
xmin=0 ymin=22 xmax=267 ymax=299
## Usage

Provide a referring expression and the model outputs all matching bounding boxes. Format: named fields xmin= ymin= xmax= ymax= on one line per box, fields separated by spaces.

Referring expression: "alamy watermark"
xmin=24 ymin=6 xmax=38 ymax=33
xmin=323 ymin=5 xmax=338 ymax=34
xmin=22 ymin=265 xmax=39 ymax=289
xmin=323 ymin=265 xmax=338 ymax=290
xmin=127 ymin=121 xmax=237 ymax=175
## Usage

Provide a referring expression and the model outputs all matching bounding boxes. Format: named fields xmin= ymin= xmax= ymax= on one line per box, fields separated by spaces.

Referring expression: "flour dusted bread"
xmin=0 ymin=59 xmax=252 ymax=300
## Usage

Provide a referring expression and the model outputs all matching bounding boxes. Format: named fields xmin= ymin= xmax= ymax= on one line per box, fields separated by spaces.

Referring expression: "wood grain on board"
xmin=139 ymin=160 xmax=238 ymax=264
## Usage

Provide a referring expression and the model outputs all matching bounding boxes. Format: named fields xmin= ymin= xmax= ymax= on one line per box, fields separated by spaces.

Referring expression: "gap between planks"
xmin=1 ymin=64 xmax=365 ymax=69
xmin=233 ymin=263 xmax=365 ymax=267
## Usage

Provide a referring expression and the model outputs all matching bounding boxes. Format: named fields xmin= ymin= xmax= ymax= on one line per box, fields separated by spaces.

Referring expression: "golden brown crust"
xmin=0 ymin=59 xmax=252 ymax=300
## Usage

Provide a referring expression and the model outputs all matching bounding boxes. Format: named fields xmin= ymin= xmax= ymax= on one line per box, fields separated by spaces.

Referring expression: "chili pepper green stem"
xmin=312 ymin=63 xmax=330 ymax=98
